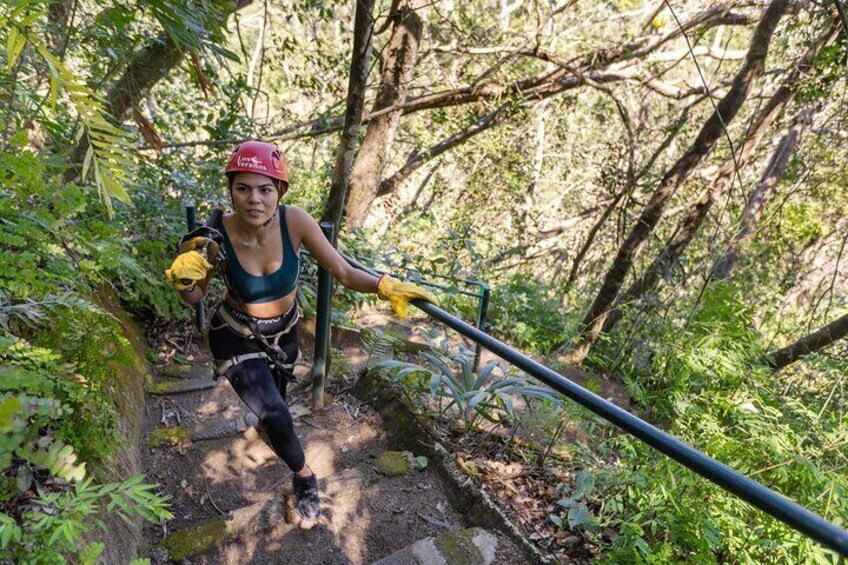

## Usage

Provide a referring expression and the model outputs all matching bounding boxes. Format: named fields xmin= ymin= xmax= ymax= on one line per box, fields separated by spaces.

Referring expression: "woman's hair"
xmin=227 ymin=172 xmax=283 ymax=194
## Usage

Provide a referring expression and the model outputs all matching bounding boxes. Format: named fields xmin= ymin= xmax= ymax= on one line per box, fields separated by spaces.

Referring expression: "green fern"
xmin=362 ymin=327 xmax=401 ymax=360
xmin=27 ymin=439 xmax=87 ymax=483
xmin=1 ymin=7 xmax=135 ymax=216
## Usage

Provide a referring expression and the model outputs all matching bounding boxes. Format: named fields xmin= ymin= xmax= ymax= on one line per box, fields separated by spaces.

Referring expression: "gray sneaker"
xmin=292 ymin=474 xmax=320 ymax=521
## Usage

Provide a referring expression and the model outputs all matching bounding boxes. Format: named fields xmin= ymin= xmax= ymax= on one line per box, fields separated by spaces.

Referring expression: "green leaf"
xmin=6 ymin=27 xmax=26 ymax=70
xmin=80 ymin=541 xmax=106 ymax=565
xmin=81 ymin=145 xmax=94 ymax=183
xmin=567 ymin=503 xmax=590 ymax=529
xmin=0 ymin=396 xmax=22 ymax=431
xmin=412 ymin=455 xmax=428 ymax=470
xmin=549 ymin=514 xmax=563 ymax=528
xmin=574 ymin=470 xmax=595 ymax=498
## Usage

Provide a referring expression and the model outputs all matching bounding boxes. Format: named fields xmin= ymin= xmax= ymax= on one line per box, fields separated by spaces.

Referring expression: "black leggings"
xmin=227 ymin=358 xmax=305 ymax=472
xmin=208 ymin=302 xmax=305 ymax=473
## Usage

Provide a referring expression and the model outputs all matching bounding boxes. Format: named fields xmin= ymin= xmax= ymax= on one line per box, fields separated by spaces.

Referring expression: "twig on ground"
xmin=417 ymin=511 xmax=458 ymax=530
xmin=165 ymin=336 xmax=185 ymax=355
xmin=203 ymin=474 xmax=227 ymax=515
xmin=300 ymin=418 xmax=322 ymax=429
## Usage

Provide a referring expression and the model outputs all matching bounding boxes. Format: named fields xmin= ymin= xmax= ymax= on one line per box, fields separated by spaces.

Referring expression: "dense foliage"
xmin=1 ymin=0 xmax=846 ymax=562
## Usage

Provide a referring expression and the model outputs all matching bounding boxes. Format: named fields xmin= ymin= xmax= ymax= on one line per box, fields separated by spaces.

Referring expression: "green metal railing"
xmin=310 ymin=239 xmax=848 ymax=558
xmin=184 ymin=203 xmax=205 ymax=331
xmin=335 ymin=251 xmax=491 ymax=370
xmin=310 ymin=222 xmax=334 ymax=408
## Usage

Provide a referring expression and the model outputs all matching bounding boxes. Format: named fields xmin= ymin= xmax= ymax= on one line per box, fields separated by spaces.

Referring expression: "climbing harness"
xmin=209 ymin=300 xmax=302 ymax=382
xmin=185 ymin=209 xmax=302 ymax=385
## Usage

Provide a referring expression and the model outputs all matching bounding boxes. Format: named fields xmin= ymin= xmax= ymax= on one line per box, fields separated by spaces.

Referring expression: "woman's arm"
xmin=292 ymin=207 xmax=379 ymax=292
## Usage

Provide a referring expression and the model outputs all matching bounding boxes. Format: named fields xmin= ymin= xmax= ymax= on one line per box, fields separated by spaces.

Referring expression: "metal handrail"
xmin=335 ymin=253 xmax=848 ymax=557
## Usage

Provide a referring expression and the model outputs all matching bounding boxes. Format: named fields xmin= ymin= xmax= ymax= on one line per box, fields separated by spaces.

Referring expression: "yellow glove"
xmin=164 ymin=251 xmax=213 ymax=291
xmin=377 ymin=274 xmax=439 ymax=319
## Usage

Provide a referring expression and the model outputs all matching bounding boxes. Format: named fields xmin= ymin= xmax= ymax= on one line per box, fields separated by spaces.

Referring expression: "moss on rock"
xmin=146 ymin=426 xmax=191 ymax=448
xmin=376 ymin=451 xmax=412 ymax=476
xmin=160 ymin=364 xmax=193 ymax=378
xmin=147 ymin=378 xmax=214 ymax=395
xmin=433 ymin=528 xmax=485 ymax=565
xmin=157 ymin=516 xmax=228 ymax=561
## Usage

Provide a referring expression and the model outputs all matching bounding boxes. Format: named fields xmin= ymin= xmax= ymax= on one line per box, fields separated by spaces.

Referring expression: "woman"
xmin=164 ymin=140 xmax=438 ymax=522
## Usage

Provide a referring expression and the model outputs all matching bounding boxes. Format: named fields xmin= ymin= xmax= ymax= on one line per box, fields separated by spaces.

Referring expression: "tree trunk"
xmin=765 ymin=312 xmax=848 ymax=370
xmin=713 ymin=107 xmax=813 ymax=279
xmin=562 ymin=189 xmax=627 ymax=292
xmin=320 ymin=0 xmax=377 ymax=235
xmin=559 ymin=0 xmax=790 ymax=365
xmin=345 ymin=0 xmax=425 ymax=228
xmin=63 ymin=0 xmax=252 ymax=182
xmin=46 ymin=0 xmax=74 ymax=53
xmin=599 ymin=29 xmax=834 ymax=335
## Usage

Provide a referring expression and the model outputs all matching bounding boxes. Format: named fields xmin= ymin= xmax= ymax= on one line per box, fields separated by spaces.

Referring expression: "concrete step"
xmin=146 ymin=414 xmax=260 ymax=448
xmin=146 ymin=400 xmax=312 ymax=448
xmin=373 ymin=527 xmax=498 ymax=565
xmin=160 ymin=363 xmax=214 ymax=380
xmin=150 ymin=465 xmax=378 ymax=561
xmin=148 ymin=376 xmax=217 ymax=395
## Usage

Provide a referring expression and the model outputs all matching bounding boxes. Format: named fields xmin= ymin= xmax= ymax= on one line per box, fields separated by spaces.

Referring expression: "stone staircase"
xmin=139 ymin=322 xmax=526 ymax=564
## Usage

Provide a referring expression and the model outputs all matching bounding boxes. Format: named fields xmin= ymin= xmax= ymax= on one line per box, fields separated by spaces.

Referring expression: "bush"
xmin=590 ymin=285 xmax=847 ymax=563
xmin=488 ymin=274 xmax=575 ymax=353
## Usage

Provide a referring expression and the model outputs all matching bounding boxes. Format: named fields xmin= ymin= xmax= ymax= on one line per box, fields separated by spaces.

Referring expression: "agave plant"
xmin=374 ymin=345 xmax=560 ymax=429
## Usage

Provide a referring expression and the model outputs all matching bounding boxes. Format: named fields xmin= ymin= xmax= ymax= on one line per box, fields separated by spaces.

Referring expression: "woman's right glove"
xmin=164 ymin=251 xmax=212 ymax=291
xmin=377 ymin=274 xmax=439 ymax=319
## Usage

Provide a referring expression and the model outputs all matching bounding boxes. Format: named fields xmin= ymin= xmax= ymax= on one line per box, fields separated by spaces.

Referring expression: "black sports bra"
xmin=219 ymin=206 xmax=300 ymax=304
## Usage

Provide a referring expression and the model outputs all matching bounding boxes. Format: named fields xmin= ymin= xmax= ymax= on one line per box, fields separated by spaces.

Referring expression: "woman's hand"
xmin=164 ymin=251 xmax=213 ymax=291
xmin=377 ymin=274 xmax=439 ymax=319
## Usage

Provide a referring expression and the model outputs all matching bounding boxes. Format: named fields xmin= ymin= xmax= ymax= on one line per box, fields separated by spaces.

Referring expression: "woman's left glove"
xmin=377 ymin=274 xmax=439 ymax=319
xmin=164 ymin=251 xmax=213 ymax=291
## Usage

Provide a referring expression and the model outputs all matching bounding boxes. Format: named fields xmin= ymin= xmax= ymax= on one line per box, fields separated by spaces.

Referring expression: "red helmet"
xmin=225 ymin=141 xmax=289 ymax=191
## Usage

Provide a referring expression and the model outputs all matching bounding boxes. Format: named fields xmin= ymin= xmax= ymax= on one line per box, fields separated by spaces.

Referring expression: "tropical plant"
xmin=374 ymin=344 xmax=561 ymax=429
xmin=0 ymin=389 xmax=172 ymax=563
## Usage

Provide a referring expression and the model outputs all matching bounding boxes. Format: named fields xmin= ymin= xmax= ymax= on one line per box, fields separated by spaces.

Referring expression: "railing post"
xmin=473 ymin=284 xmax=490 ymax=371
xmin=184 ymin=204 xmax=205 ymax=333
xmin=312 ymin=221 xmax=335 ymax=408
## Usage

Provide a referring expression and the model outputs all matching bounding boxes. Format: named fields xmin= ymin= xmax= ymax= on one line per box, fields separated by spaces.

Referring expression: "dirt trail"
xmin=139 ymin=319 xmax=529 ymax=564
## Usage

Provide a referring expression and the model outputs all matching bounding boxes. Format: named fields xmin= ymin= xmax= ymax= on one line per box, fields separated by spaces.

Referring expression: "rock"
xmin=157 ymin=516 xmax=229 ymax=561
xmin=376 ymin=451 xmax=412 ymax=476
xmin=155 ymin=498 xmax=287 ymax=561
xmin=146 ymin=426 xmax=192 ymax=448
xmin=289 ymin=403 xmax=311 ymax=419
xmin=373 ymin=527 xmax=498 ymax=565
xmin=560 ymin=535 xmax=581 ymax=549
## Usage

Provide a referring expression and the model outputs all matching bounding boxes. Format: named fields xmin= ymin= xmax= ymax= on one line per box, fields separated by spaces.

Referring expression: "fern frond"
xmin=362 ymin=327 xmax=400 ymax=359
xmin=0 ymin=12 xmax=136 ymax=216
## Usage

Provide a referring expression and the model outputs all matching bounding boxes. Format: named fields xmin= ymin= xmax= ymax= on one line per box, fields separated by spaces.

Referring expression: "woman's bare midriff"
xmin=224 ymin=288 xmax=298 ymax=319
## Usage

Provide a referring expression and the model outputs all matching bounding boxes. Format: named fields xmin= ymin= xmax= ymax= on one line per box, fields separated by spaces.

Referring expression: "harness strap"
xmin=213 ymin=349 xmax=304 ymax=379
xmin=211 ymin=301 xmax=303 ymax=380
xmin=214 ymin=301 xmax=301 ymax=340
xmin=214 ymin=352 xmax=268 ymax=377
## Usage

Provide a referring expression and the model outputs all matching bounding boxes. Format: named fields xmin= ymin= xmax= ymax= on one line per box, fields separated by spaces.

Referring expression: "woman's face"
xmin=230 ymin=172 xmax=283 ymax=228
